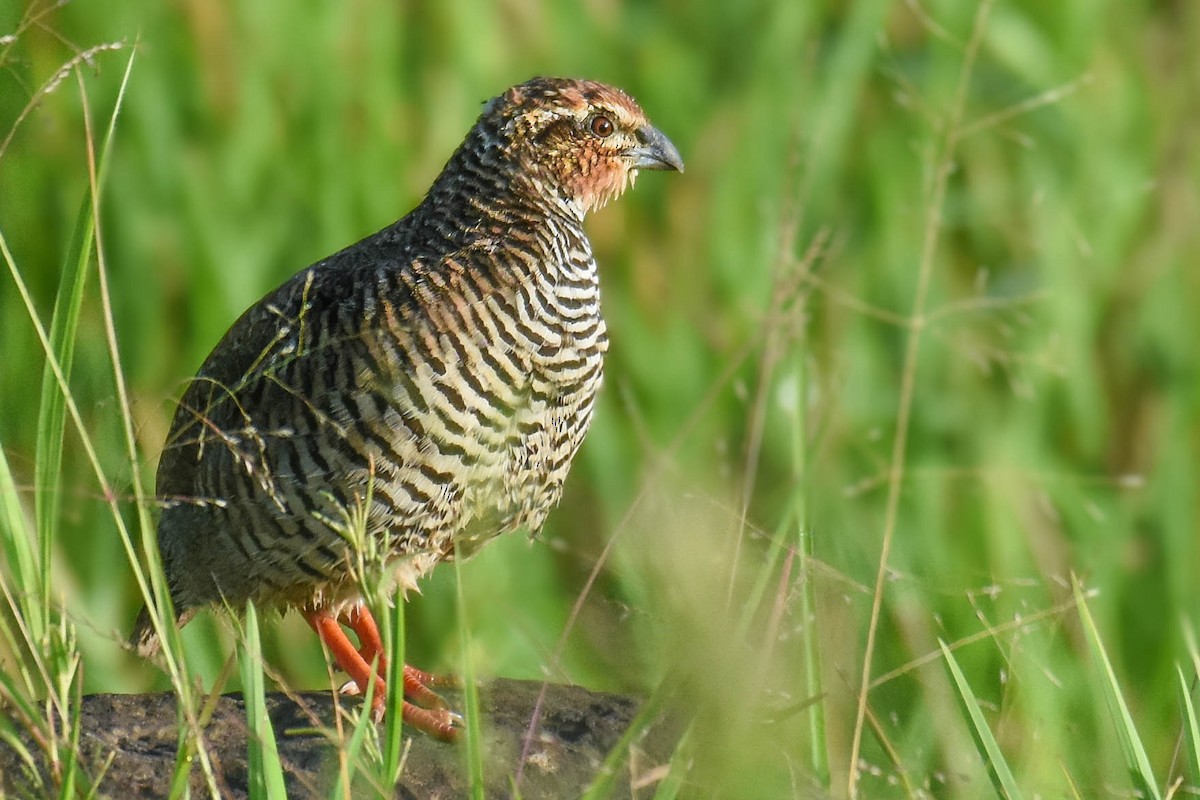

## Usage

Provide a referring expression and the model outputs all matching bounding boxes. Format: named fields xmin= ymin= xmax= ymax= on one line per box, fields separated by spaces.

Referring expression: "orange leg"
xmin=337 ymin=605 xmax=459 ymax=710
xmin=339 ymin=605 xmax=387 ymax=673
xmin=304 ymin=607 xmax=461 ymax=741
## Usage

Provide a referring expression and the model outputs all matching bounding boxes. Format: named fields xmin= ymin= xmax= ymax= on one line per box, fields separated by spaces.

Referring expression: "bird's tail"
xmin=128 ymin=604 xmax=196 ymax=658
xmin=129 ymin=605 xmax=162 ymax=657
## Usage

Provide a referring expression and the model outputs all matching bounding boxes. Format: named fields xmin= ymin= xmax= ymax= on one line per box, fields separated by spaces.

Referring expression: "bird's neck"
xmin=409 ymin=128 xmax=588 ymax=250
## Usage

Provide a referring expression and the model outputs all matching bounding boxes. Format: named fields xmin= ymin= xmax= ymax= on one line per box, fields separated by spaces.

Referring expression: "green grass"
xmin=238 ymin=602 xmax=288 ymax=800
xmin=940 ymin=638 xmax=1024 ymax=800
xmin=3 ymin=0 xmax=1200 ymax=797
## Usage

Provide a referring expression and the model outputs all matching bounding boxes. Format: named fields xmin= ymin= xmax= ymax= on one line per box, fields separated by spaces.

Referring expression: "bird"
xmin=129 ymin=76 xmax=683 ymax=740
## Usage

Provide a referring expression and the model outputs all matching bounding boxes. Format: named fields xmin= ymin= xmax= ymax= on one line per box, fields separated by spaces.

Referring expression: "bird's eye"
xmin=589 ymin=115 xmax=615 ymax=138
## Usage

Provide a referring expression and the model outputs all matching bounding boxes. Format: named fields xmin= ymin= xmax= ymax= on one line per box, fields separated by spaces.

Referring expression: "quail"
xmin=130 ymin=77 xmax=683 ymax=740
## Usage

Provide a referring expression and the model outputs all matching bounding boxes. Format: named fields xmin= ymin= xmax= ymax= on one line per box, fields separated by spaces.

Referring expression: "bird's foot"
xmin=397 ymin=663 xmax=463 ymax=740
xmin=403 ymin=663 xmax=462 ymax=709
xmin=306 ymin=607 xmax=464 ymax=741
xmin=398 ymin=700 xmax=463 ymax=742
xmin=342 ymin=669 xmax=463 ymax=740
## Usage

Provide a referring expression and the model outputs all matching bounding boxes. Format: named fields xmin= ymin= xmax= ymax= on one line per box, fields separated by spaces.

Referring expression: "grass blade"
xmin=1175 ymin=664 xmax=1200 ymax=785
xmin=32 ymin=45 xmax=137 ymax=642
xmin=1073 ymin=577 xmax=1162 ymax=800
xmin=789 ymin=346 xmax=829 ymax=784
xmin=454 ymin=553 xmax=484 ymax=799
xmin=238 ymin=602 xmax=287 ymax=800
xmin=649 ymin=726 xmax=691 ymax=800
xmin=0 ymin=445 xmax=40 ymax=646
xmin=32 ymin=187 xmax=93 ymax=637
xmin=1176 ymin=625 xmax=1200 ymax=787
xmin=580 ymin=685 xmax=670 ymax=800
xmin=382 ymin=599 xmax=407 ymax=785
xmin=0 ymin=50 xmax=138 ymax=799
xmin=330 ymin=678 xmax=377 ymax=799
xmin=938 ymin=639 xmax=1024 ymax=800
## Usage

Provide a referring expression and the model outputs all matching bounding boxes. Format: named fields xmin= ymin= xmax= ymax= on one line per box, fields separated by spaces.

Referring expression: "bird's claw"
xmin=335 ymin=671 xmax=463 ymax=740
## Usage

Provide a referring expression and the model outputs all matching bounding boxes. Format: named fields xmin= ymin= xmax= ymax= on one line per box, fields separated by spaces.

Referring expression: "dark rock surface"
xmin=0 ymin=680 xmax=674 ymax=798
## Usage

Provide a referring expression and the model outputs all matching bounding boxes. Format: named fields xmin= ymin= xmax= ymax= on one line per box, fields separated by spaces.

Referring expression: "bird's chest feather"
xmin=355 ymin=247 xmax=606 ymax=554
xmin=461 ymin=252 xmax=607 ymax=537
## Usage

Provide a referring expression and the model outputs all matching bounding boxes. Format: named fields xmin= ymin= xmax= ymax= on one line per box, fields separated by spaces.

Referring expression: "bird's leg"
xmin=339 ymin=604 xmax=387 ymax=676
xmin=305 ymin=610 xmax=386 ymax=712
xmin=304 ymin=609 xmax=461 ymax=741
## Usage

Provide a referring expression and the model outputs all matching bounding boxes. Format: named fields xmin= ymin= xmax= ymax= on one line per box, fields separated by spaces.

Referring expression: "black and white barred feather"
xmin=132 ymin=77 xmax=682 ymax=655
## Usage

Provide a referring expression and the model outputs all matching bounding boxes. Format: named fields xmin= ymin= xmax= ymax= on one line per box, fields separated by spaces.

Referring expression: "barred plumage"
xmin=130 ymin=77 xmax=682 ymax=739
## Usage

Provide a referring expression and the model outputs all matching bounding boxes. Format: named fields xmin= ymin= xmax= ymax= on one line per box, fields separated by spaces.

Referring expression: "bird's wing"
xmin=155 ymin=233 xmax=521 ymax=497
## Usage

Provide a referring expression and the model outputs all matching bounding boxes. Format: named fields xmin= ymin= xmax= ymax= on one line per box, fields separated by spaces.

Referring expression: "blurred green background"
xmin=2 ymin=0 xmax=1199 ymax=796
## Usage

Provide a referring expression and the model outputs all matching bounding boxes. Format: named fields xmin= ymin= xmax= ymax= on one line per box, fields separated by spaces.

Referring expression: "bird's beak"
xmin=627 ymin=124 xmax=684 ymax=172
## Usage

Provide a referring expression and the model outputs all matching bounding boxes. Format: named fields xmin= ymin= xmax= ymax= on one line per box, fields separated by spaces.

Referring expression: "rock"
xmin=0 ymin=679 xmax=674 ymax=798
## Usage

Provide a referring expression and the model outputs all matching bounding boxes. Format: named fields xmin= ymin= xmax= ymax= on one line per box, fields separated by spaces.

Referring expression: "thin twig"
xmin=0 ymin=41 xmax=125 ymax=163
xmin=846 ymin=2 xmax=995 ymax=796
xmin=958 ymin=75 xmax=1091 ymax=140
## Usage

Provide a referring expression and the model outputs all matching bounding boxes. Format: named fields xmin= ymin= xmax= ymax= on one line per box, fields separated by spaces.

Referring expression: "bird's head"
xmin=478 ymin=77 xmax=684 ymax=215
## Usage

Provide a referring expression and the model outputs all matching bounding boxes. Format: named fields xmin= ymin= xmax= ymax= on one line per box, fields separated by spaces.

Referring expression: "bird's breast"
xmin=376 ymin=249 xmax=608 ymax=547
